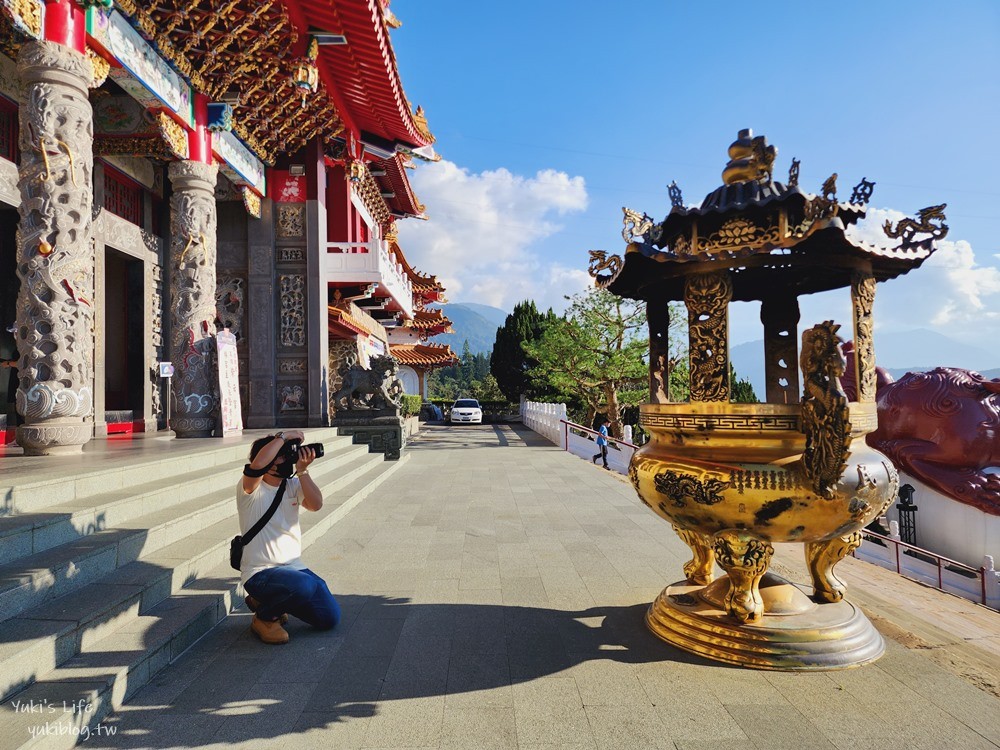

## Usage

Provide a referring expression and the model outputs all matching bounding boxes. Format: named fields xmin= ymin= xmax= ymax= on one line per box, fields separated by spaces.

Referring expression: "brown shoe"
xmin=245 ymin=595 xmax=288 ymax=625
xmin=251 ymin=614 xmax=289 ymax=645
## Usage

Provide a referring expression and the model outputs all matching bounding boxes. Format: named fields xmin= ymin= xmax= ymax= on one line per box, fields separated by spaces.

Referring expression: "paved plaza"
xmin=90 ymin=424 xmax=1000 ymax=750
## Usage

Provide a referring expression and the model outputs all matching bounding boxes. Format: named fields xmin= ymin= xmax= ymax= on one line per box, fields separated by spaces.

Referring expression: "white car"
xmin=450 ymin=398 xmax=483 ymax=424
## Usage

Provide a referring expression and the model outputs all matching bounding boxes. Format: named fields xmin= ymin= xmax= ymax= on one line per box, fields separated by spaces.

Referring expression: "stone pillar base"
xmin=334 ymin=410 xmax=405 ymax=460
xmin=169 ymin=417 xmax=215 ymax=438
xmin=16 ymin=420 xmax=91 ymax=455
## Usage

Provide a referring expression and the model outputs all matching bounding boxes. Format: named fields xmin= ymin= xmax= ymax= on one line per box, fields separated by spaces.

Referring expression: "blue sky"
xmin=392 ymin=1 xmax=1000 ymax=350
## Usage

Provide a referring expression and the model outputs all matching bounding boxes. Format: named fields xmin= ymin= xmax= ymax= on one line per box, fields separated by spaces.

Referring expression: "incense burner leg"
xmin=673 ymin=525 xmax=715 ymax=585
xmin=805 ymin=532 xmax=862 ymax=603
xmin=713 ymin=531 xmax=773 ymax=623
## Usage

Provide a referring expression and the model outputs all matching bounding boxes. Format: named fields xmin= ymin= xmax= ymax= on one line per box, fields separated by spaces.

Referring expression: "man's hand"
xmin=295 ymin=445 xmax=316 ymax=473
xmin=296 ymin=441 xmax=324 ymax=511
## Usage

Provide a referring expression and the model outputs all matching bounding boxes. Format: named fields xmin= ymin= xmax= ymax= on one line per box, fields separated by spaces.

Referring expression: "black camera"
xmin=282 ymin=439 xmax=325 ymax=461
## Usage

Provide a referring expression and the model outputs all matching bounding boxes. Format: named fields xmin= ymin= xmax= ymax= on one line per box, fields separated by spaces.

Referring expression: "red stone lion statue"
xmin=865 ymin=367 xmax=1000 ymax=514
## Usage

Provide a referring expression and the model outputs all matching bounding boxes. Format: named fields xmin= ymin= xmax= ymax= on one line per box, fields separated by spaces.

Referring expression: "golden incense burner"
xmin=592 ymin=129 xmax=948 ymax=669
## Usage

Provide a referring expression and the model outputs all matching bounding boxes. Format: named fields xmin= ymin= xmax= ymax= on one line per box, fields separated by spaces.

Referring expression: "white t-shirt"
xmin=236 ymin=477 xmax=307 ymax=586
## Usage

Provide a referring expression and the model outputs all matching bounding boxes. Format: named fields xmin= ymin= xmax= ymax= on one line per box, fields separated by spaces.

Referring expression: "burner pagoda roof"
xmin=595 ymin=129 xmax=949 ymax=303
xmin=390 ymin=342 xmax=458 ymax=368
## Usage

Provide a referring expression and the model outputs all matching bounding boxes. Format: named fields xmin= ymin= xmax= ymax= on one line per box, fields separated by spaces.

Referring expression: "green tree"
xmin=490 ymin=300 xmax=555 ymax=401
xmin=460 ymin=340 xmax=474 ymax=387
xmin=730 ymin=363 xmax=759 ymax=404
xmin=524 ymin=289 xmax=648 ymax=438
xmin=472 ymin=373 xmax=505 ymax=402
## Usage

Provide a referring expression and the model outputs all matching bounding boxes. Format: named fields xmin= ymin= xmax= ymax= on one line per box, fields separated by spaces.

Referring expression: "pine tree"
xmin=490 ymin=300 xmax=554 ymax=401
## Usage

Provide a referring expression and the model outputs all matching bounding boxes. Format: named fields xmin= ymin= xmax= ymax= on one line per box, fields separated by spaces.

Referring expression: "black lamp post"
xmin=896 ymin=484 xmax=918 ymax=545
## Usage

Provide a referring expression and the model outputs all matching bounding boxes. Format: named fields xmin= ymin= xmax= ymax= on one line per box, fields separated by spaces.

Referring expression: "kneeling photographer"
xmin=234 ymin=430 xmax=340 ymax=644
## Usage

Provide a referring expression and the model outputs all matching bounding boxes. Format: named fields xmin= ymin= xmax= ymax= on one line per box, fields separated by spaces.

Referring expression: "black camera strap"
xmin=240 ymin=479 xmax=287 ymax=547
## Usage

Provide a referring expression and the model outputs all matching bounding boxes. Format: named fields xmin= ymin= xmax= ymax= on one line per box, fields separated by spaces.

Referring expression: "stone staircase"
xmin=0 ymin=428 xmax=407 ymax=750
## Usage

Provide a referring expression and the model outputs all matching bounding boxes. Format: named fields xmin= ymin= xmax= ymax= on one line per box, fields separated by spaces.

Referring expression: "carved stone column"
xmin=685 ymin=271 xmax=732 ymax=402
xmin=168 ymin=160 xmax=219 ymax=438
xmin=851 ymin=269 xmax=876 ymax=403
xmin=14 ymin=41 xmax=95 ymax=455
xmin=760 ymin=296 xmax=800 ymax=404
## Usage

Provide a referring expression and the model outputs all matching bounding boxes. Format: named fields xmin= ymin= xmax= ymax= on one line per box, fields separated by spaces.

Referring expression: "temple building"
xmin=0 ymin=0 xmax=454 ymax=454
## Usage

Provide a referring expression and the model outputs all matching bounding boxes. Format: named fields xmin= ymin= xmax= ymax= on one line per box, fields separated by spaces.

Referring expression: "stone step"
xmin=0 ymin=448 xmax=388 ymax=704
xmin=0 ymin=427 xmax=347 ymax=515
xmin=0 ymin=431 xmax=362 ymax=566
xmin=0 ymin=454 xmax=408 ymax=750
xmin=0 ymin=441 xmax=374 ymax=625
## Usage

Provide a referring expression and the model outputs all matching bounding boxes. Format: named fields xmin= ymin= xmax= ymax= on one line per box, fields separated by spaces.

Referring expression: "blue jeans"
xmin=244 ymin=567 xmax=340 ymax=630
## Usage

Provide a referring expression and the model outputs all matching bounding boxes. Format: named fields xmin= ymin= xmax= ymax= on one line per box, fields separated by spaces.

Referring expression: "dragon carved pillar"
xmin=168 ymin=160 xmax=219 ymax=438
xmin=14 ymin=40 xmax=95 ymax=454
xmin=685 ymin=271 xmax=732 ymax=402
xmin=851 ymin=269 xmax=877 ymax=403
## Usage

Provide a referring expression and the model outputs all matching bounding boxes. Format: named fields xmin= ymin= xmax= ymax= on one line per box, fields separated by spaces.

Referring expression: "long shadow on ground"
xmin=88 ymin=594 xmax=723 ymax=747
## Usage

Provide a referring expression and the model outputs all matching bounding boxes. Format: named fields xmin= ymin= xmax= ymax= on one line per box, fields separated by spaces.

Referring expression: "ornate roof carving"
xmin=596 ymin=130 xmax=948 ymax=302
xmin=114 ymin=0 xmax=343 ymax=164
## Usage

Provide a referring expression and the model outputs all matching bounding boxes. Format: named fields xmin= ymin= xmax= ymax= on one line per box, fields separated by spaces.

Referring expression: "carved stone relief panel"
xmin=279 ymin=274 xmax=305 ymax=347
xmin=217 ymin=241 xmax=246 ymax=269
xmin=277 ymin=205 xmax=305 ymax=238
xmin=279 ymin=358 xmax=308 ymax=375
xmin=249 ymin=244 xmax=272 ymax=276
xmin=279 ymin=384 xmax=306 ymax=412
xmin=277 ymin=247 xmax=305 ymax=263
xmin=151 ymin=262 xmax=163 ymax=348
xmin=215 ymin=274 xmax=246 ymax=341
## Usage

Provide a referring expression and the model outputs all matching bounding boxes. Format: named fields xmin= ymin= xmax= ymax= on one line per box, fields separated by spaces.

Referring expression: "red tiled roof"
xmin=328 ymin=304 xmax=386 ymax=339
xmin=406 ymin=308 xmax=452 ymax=333
xmin=391 ymin=342 xmax=458 ymax=368
xmin=286 ymin=0 xmax=434 ymax=149
xmin=375 ymin=154 xmax=424 ymax=217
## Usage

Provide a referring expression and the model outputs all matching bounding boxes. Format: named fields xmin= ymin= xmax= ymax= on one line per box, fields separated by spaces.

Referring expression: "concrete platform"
xmin=17 ymin=424 xmax=1000 ymax=750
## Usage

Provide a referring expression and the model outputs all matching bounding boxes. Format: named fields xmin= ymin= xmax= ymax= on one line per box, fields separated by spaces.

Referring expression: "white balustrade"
xmin=520 ymin=400 xmax=638 ymax=477
xmin=325 ymin=239 xmax=414 ymax=319
xmin=520 ymin=399 xmax=567 ymax=447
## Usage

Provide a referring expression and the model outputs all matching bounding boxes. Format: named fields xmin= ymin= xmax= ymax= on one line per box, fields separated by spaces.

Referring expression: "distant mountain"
xmin=731 ymin=329 xmax=997 ymax=399
xmin=428 ymin=302 xmax=509 ymax=355
xmin=450 ymin=303 xmax=509 ymax=330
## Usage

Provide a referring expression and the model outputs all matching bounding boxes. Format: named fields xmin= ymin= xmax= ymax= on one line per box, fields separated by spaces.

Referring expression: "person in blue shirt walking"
xmin=592 ymin=418 xmax=610 ymax=469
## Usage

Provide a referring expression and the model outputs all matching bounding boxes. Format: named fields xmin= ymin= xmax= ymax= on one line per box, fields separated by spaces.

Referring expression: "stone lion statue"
xmin=331 ymin=354 xmax=403 ymax=411
xmin=867 ymin=367 xmax=1000 ymax=513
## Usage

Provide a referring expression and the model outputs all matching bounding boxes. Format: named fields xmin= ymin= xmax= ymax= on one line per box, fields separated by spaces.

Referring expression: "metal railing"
xmin=560 ymin=419 xmax=638 ymax=476
xmin=855 ymin=529 xmax=991 ymax=608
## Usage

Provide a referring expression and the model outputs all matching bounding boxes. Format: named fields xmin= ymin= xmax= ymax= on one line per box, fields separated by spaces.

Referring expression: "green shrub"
xmin=401 ymin=394 xmax=423 ymax=417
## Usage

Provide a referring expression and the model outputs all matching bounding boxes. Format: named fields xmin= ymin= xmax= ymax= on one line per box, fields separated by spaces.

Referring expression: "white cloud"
xmin=395 ymin=160 xmax=589 ymax=312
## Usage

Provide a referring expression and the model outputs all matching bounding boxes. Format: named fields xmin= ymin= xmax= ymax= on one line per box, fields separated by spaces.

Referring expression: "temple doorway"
xmin=0 ymin=206 xmax=17 ymax=436
xmin=103 ymin=247 xmax=144 ymax=431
